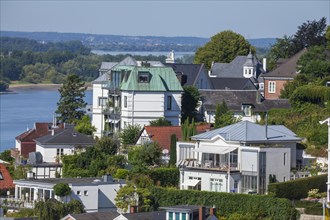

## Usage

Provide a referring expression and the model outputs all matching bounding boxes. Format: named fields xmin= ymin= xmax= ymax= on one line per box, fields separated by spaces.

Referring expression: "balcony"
xmin=177 ymin=159 xmax=239 ymax=172
xmin=102 ymin=83 xmax=120 ymax=95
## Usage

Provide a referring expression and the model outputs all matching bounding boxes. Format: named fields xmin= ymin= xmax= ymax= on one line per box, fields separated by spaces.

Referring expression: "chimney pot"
xmin=130 ymin=205 xmax=138 ymax=214
xmin=210 ymin=206 xmax=216 ymax=216
xmin=199 ymin=206 xmax=205 ymax=220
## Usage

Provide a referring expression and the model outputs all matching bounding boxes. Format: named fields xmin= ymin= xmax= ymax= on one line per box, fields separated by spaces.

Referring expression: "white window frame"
xmin=98 ymin=97 xmax=108 ymax=107
xmin=268 ymin=81 xmax=276 ymax=93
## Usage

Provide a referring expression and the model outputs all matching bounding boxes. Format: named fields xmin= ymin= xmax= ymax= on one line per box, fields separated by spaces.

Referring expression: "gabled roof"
xmin=262 ymin=49 xmax=307 ymax=78
xmin=120 ymin=66 xmax=183 ymax=92
xmin=99 ymin=62 xmax=118 ymax=71
xmin=192 ymin=121 xmax=301 ymax=143
xmin=200 ymin=90 xmax=290 ymax=112
xmin=142 ymin=124 xmax=211 ymax=151
xmin=16 ymin=122 xmax=64 ymax=142
xmin=165 ymin=63 xmax=206 ymax=86
xmin=210 ymin=77 xmax=257 ymax=90
xmin=210 ymin=55 xmax=264 ymax=78
xmin=118 ymin=56 xmax=138 ymax=66
xmin=63 ymin=211 xmax=120 ymax=220
xmin=0 ymin=163 xmax=14 ymax=189
xmin=34 ymin=125 xmax=95 ymax=146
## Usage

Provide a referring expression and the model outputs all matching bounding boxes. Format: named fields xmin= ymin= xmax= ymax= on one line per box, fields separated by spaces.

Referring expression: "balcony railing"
xmin=177 ymin=159 xmax=238 ymax=172
xmin=0 ymin=197 xmax=34 ymax=209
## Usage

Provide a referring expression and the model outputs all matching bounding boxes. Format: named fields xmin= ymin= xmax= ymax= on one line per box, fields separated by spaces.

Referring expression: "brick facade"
xmin=264 ymin=79 xmax=291 ymax=100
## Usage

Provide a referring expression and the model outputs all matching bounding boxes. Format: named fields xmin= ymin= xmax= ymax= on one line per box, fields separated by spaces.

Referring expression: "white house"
xmin=92 ymin=57 xmax=183 ymax=137
xmin=176 ymin=121 xmax=301 ymax=194
xmin=13 ymin=175 xmax=125 ymax=213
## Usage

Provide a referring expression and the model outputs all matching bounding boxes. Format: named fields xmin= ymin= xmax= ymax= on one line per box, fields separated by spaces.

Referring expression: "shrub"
xmin=268 ymin=174 xmax=327 ymax=200
xmin=53 ymin=183 xmax=71 ymax=197
xmin=151 ymin=187 xmax=299 ymax=219
xmin=114 ymin=169 xmax=129 ymax=179
xmin=148 ymin=168 xmax=179 ymax=187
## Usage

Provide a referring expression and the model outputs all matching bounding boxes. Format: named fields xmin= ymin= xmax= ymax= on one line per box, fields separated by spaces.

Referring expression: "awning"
xmin=182 ymin=179 xmax=200 ymax=187
xmin=193 ymin=146 xmax=237 ymax=155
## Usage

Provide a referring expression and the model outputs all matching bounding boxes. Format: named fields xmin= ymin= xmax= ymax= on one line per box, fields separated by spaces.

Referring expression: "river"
xmin=91 ymin=50 xmax=194 ymax=58
xmin=0 ymin=87 xmax=92 ymax=152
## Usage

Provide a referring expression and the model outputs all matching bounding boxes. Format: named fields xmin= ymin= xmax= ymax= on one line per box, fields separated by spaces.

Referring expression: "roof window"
xmin=138 ymin=71 xmax=150 ymax=83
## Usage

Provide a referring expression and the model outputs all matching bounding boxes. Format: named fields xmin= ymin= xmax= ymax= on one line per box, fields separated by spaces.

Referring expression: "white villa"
xmin=176 ymin=121 xmax=301 ymax=194
xmin=92 ymin=57 xmax=183 ymax=137
xmin=13 ymin=175 xmax=125 ymax=213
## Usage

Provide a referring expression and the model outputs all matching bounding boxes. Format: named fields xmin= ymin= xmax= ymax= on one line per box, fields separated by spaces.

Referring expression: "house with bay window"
xmin=176 ymin=120 xmax=301 ymax=194
xmin=92 ymin=57 xmax=183 ymax=137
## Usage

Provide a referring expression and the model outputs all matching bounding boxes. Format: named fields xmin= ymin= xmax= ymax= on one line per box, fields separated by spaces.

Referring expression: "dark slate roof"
xmin=165 ymin=63 xmax=205 ymax=86
xmin=261 ymin=49 xmax=307 ymax=78
xmin=93 ymin=72 xmax=110 ymax=83
xmin=34 ymin=125 xmax=95 ymax=146
xmin=192 ymin=120 xmax=301 ymax=143
xmin=210 ymin=55 xmax=264 ymax=78
xmin=199 ymin=90 xmax=290 ymax=112
xmin=99 ymin=62 xmax=118 ymax=72
xmin=63 ymin=210 xmax=166 ymax=220
xmin=63 ymin=211 xmax=120 ymax=220
xmin=118 ymin=56 xmax=138 ymax=66
xmin=123 ymin=211 xmax=166 ymax=220
xmin=210 ymin=77 xmax=257 ymax=90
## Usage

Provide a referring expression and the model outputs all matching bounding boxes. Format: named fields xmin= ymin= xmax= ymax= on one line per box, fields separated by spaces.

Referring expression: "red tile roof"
xmin=144 ymin=124 xmax=211 ymax=151
xmin=0 ymin=163 xmax=14 ymax=189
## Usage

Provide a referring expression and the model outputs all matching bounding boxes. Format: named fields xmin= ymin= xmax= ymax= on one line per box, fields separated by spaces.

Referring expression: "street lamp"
xmin=319 ymin=117 xmax=330 ymax=205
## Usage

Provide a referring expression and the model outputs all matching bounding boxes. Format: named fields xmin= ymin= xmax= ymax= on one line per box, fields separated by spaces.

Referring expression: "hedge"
xmin=268 ymin=174 xmax=327 ymax=200
xmin=148 ymin=168 xmax=179 ymax=187
xmin=151 ymin=187 xmax=299 ymax=219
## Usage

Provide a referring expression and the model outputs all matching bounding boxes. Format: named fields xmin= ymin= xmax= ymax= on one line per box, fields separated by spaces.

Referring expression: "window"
xmin=259 ymin=83 xmax=264 ymax=90
xmin=283 ymin=176 xmax=286 ymax=182
xmin=84 ymin=190 xmax=88 ymax=196
xmin=175 ymin=212 xmax=180 ymax=219
xmin=182 ymin=213 xmax=187 ymax=220
xmin=210 ymin=178 xmax=223 ymax=192
xmin=124 ymin=96 xmax=127 ymax=108
xmin=77 ymin=191 xmax=81 ymax=196
xmin=242 ymin=105 xmax=252 ymax=116
xmin=284 ymin=153 xmax=286 ymax=166
xmin=138 ymin=71 xmax=150 ymax=83
xmin=167 ymin=96 xmax=172 ymax=110
xmin=168 ymin=212 xmax=173 ymax=220
xmin=0 ymin=172 xmax=3 ymax=180
xmin=98 ymin=97 xmax=108 ymax=106
xmin=57 ymin=148 xmax=64 ymax=156
xmin=268 ymin=81 xmax=276 ymax=93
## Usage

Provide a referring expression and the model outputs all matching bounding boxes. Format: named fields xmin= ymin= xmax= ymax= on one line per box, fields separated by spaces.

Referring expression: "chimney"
xmin=263 ymin=58 xmax=267 ymax=72
xmin=199 ymin=206 xmax=205 ymax=220
xmin=130 ymin=205 xmax=138 ymax=214
xmin=210 ymin=206 xmax=216 ymax=216
xmin=103 ymin=174 xmax=113 ymax=182
xmin=51 ymin=129 xmax=55 ymax=136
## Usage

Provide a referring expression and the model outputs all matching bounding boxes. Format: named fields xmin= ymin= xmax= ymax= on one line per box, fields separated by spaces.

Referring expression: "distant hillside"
xmin=0 ymin=31 xmax=276 ymax=52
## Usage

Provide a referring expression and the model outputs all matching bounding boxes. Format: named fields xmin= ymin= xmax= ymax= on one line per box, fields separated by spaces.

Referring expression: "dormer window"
xmin=242 ymin=105 xmax=252 ymax=116
xmin=138 ymin=71 xmax=150 ymax=83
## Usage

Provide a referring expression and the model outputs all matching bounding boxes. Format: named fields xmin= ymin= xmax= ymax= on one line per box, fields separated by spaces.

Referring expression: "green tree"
xmin=214 ymin=100 xmax=237 ymax=128
xmin=120 ymin=124 xmax=141 ymax=146
xmin=326 ymin=26 xmax=330 ymax=50
xmin=0 ymin=81 xmax=9 ymax=92
xmin=0 ymin=150 xmax=14 ymax=163
xmin=194 ymin=30 xmax=252 ymax=69
xmin=74 ymin=115 xmax=96 ymax=135
xmin=169 ymin=134 xmax=177 ymax=166
xmin=95 ymin=135 xmax=119 ymax=155
xmin=149 ymin=117 xmax=172 ymax=126
xmin=128 ymin=142 xmax=162 ymax=167
xmin=56 ymin=73 xmax=87 ymax=124
xmin=280 ymin=74 xmax=310 ymax=99
xmin=53 ymin=183 xmax=71 ymax=203
xmin=181 ymin=85 xmax=200 ymax=123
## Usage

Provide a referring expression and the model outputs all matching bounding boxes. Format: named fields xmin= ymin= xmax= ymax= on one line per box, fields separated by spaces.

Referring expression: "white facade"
xmin=92 ymin=83 xmax=109 ymax=137
xmin=36 ymin=143 xmax=75 ymax=163
xmin=13 ymin=176 xmax=125 ymax=213
xmin=121 ymin=91 xmax=181 ymax=129
xmin=204 ymin=110 xmax=262 ymax=124
xmin=177 ymin=136 xmax=294 ymax=194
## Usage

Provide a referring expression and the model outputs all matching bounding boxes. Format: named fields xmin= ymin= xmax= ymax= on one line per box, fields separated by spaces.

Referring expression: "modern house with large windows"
xmin=92 ymin=57 xmax=183 ymax=137
xmin=176 ymin=121 xmax=301 ymax=194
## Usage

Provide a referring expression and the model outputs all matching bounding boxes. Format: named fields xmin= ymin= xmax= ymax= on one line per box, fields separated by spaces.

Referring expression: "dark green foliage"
xmin=0 ymin=150 xmax=14 ymax=163
xmin=95 ymin=135 xmax=119 ymax=155
xmin=0 ymin=81 xmax=9 ymax=91
xmin=280 ymin=74 xmax=310 ymax=99
xmin=75 ymin=115 xmax=96 ymax=135
xmin=268 ymin=174 xmax=327 ymax=200
xmin=128 ymin=142 xmax=162 ymax=167
xmin=34 ymin=199 xmax=84 ymax=220
xmin=194 ymin=30 xmax=252 ymax=69
xmin=149 ymin=117 xmax=172 ymax=126
xmin=214 ymin=100 xmax=238 ymax=129
xmin=294 ymin=200 xmax=323 ymax=215
xmin=267 ymin=17 xmax=327 ymax=71
xmin=181 ymin=118 xmax=197 ymax=141
xmin=56 ymin=74 xmax=87 ymax=124
xmin=148 ymin=168 xmax=179 ymax=187
xmin=169 ymin=134 xmax=177 ymax=166
xmin=53 ymin=183 xmax=71 ymax=197
xmin=151 ymin=187 xmax=299 ymax=219
xmin=181 ymin=86 xmax=200 ymax=123
xmin=120 ymin=124 xmax=142 ymax=146
xmin=289 ymin=85 xmax=330 ymax=107
xmin=269 ymin=174 xmax=277 ymax=184
xmin=114 ymin=169 xmax=129 ymax=179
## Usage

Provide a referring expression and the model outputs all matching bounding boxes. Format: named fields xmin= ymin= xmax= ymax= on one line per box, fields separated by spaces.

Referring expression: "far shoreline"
xmin=4 ymin=83 xmax=92 ymax=93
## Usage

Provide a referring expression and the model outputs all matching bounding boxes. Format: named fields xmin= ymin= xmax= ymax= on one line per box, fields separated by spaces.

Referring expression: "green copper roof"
xmin=119 ymin=66 xmax=183 ymax=92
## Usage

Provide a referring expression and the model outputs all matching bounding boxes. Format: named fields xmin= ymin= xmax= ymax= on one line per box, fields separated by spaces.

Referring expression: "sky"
xmin=1 ymin=0 xmax=329 ymax=39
